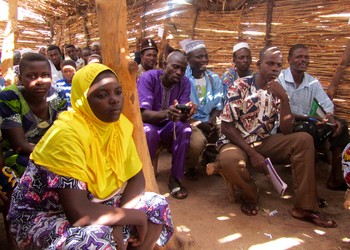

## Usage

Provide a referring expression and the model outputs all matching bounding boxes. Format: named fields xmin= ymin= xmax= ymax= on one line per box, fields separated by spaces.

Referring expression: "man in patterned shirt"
xmin=216 ymin=46 xmax=336 ymax=228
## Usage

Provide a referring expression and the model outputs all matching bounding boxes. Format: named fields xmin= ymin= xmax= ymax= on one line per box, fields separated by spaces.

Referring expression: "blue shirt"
xmin=185 ymin=66 xmax=223 ymax=122
xmin=55 ymin=79 xmax=72 ymax=107
xmin=278 ymin=67 xmax=334 ymax=116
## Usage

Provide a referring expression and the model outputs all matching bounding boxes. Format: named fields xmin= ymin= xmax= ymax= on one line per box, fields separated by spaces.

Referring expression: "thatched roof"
xmin=1 ymin=0 xmax=350 ymax=124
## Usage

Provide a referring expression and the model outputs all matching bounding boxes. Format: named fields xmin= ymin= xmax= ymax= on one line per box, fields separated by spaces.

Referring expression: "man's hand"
xmin=168 ymin=100 xmax=196 ymax=122
xmin=249 ymin=152 xmax=268 ymax=175
xmin=324 ymin=114 xmax=342 ymax=137
xmin=267 ymin=80 xmax=289 ymax=101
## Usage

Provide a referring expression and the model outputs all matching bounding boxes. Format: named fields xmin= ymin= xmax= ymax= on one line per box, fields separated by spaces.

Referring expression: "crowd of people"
xmin=0 ymin=37 xmax=349 ymax=248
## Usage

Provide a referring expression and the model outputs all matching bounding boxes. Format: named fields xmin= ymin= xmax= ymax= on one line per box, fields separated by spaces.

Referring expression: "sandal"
xmin=168 ymin=178 xmax=188 ymax=199
xmin=241 ymin=201 xmax=259 ymax=216
xmin=318 ymin=198 xmax=328 ymax=208
xmin=291 ymin=208 xmax=337 ymax=228
xmin=185 ymin=168 xmax=198 ymax=181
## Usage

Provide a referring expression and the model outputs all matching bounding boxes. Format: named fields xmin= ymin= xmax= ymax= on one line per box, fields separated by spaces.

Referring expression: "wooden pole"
xmin=327 ymin=39 xmax=350 ymax=100
xmin=82 ymin=15 xmax=91 ymax=47
xmin=1 ymin=0 xmax=18 ymax=86
xmin=95 ymin=1 xmax=191 ymax=249
xmin=265 ymin=0 xmax=274 ymax=46
xmin=158 ymin=1 xmax=172 ymax=68
xmin=191 ymin=7 xmax=199 ymax=39
xmin=95 ymin=0 xmax=158 ymax=193
xmin=141 ymin=0 xmax=147 ymax=39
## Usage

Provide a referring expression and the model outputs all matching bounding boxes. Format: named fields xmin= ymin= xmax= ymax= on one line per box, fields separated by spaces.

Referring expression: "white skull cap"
xmin=180 ymin=39 xmax=206 ymax=54
xmin=233 ymin=42 xmax=250 ymax=53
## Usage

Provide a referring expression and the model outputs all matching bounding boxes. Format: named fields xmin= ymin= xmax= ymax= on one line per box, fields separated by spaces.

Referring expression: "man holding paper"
xmin=216 ymin=46 xmax=336 ymax=228
xmin=278 ymin=44 xmax=349 ymax=191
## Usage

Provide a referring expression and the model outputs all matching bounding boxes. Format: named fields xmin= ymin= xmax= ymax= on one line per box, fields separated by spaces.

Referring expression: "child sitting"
xmin=55 ymin=59 xmax=76 ymax=107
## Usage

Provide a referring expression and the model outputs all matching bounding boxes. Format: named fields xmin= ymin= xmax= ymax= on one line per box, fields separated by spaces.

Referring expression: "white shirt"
xmin=49 ymin=60 xmax=63 ymax=86
xmin=278 ymin=67 xmax=334 ymax=116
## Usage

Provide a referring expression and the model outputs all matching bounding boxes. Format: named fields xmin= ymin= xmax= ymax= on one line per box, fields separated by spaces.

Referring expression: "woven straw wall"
xmin=1 ymin=0 xmax=349 ymax=123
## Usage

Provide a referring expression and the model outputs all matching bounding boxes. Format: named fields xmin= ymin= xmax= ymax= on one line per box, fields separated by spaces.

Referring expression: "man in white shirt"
xmin=47 ymin=45 xmax=63 ymax=85
xmin=278 ymin=43 xmax=349 ymax=191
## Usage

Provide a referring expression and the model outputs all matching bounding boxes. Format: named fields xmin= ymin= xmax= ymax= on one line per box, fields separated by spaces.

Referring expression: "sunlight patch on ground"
xmin=249 ymin=237 xmax=304 ymax=250
xmin=314 ymin=229 xmax=326 ymax=235
xmin=176 ymin=225 xmax=191 ymax=233
xmin=216 ymin=216 xmax=230 ymax=221
xmin=302 ymin=233 xmax=313 ymax=239
xmin=281 ymin=194 xmax=292 ymax=200
xmin=342 ymin=237 xmax=350 ymax=243
xmin=218 ymin=233 xmax=242 ymax=244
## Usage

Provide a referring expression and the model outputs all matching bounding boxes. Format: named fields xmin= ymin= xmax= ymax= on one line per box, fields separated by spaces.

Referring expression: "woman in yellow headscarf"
xmin=8 ymin=63 xmax=174 ymax=249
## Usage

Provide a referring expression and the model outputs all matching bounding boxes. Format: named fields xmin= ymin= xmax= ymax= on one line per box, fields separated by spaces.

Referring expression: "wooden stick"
xmin=1 ymin=0 xmax=18 ymax=86
xmin=328 ymin=39 xmax=350 ymax=100
xmin=265 ymin=0 xmax=274 ymax=46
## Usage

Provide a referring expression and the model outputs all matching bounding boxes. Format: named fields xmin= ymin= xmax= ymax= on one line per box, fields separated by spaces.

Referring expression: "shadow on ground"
xmin=156 ymin=151 xmax=350 ymax=250
xmin=1 ymin=152 xmax=349 ymax=250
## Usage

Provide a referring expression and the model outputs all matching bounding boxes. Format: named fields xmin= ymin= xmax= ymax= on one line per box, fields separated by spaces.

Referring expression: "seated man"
xmin=182 ymin=39 xmax=223 ymax=177
xmin=91 ymin=41 xmax=101 ymax=56
xmin=137 ymin=38 xmax=159 ymax=78
xmin=64 ymin=44 xmax=84 ymax=70
xmin=81 ymin=47 xmax=92 ymax=66
xmin=216 ymin=46 xmax=336 ymax=228
xmin=47 ymin=44 xmax=63 ymax=85
xmin=278 ymin=44 xmax=349 ymax=190
xmin=137 ymin=51 xmax=195 ymax=199
xmin=222 ymin=42 xmax=254 ymax=97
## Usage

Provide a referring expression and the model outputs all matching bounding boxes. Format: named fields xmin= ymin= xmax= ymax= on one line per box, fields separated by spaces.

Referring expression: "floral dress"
xmin=0 ymin=84 xmax=67 ymax=194
xmin=342 ymin=143 xmax=350 ymax=188
xmin=8 ymin=161 xmax=174 ymax=249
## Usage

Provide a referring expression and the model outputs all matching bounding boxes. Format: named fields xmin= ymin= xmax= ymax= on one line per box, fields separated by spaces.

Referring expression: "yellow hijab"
xmin=30 ymin=63 xmax=142 ymax=199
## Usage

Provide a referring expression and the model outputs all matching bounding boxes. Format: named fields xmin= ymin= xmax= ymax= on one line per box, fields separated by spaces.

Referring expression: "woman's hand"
xmin=127 ymin=224 xmax=147 ymax=247
xmin=113 ymin=225 xmax=126 ymax=250
xmin=127 ymin=214 xmax=148 ymax=247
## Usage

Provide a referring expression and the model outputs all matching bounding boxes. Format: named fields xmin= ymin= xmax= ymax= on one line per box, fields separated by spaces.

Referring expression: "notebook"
xmin=265 ymin=158 xmax=288 ymax=196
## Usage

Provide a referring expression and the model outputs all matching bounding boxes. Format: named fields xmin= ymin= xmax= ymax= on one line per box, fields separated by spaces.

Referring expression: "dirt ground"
xmin=1 ymin=151 xmax=349 ymax=250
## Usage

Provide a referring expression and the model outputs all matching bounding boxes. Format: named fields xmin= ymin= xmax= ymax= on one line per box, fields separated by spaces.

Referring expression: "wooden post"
xmin=82 ymin=15 xmax=90 ymax=47
xmin=158 ymin=2 xmax=172 ymax=68
xmin=265 ymin=0 xmax=274 ymax=46
xmin=1 ymin=0 xmax=18 ymax=86
xmin=95 ymin=1 xmax=191 ymax=249
xmin=191 ymin=7 xmax=199 ymax=39
xmin=47 ymin=17 xmax=56 ymax=44
xmin=95 ymin=0 xmax=158 ymax=193
xmin=141 ymin=0 xmax=147 ymax=39
xmin=327 ymin=39 xmax=350 ymax=100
